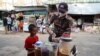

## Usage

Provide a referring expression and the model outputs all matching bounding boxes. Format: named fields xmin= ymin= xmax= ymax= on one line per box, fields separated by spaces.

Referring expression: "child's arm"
xmin=25 ymin=43 xmax=38 ymax=51
xmin=26 ymin=48 xmax=35 ymax=51
xmin=26 ymin=47 xmax=38 ymax=54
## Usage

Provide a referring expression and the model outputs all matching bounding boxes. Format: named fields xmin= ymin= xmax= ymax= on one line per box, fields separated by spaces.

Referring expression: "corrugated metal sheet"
xmin=44 ymin=0 xmax=100 ymax=14
xmin=68 ymin=3 xmax=100 ymax=14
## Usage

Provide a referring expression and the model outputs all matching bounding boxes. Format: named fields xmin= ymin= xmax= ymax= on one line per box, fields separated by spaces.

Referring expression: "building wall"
xmin=0 ymin=0 xmax=3 ymax=7
xmin=14 ymin=0 xmax=45 ymax=6
xmin=14 ymin=0 xmax=25 ymax=6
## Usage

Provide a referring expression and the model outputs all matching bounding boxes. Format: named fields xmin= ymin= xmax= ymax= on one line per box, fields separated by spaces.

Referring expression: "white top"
xmin=36 ymin=19 xmax=42 ymax=27
xmin=7 ymin=17 xmax=12 ymax=24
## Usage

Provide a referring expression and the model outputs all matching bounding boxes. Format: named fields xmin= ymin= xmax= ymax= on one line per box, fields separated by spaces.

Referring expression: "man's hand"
xmin=45 ymin=26 xmax=54 ymax=34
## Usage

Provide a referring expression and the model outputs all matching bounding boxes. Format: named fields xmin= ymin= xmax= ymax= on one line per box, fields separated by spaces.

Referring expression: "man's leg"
xmin=5 ymin=26 xmax=8 ymax=34
xmin=7 ymin=24 xmax=10 ymax=31
xmin=10 ymin=24 xmax=12 ymax=31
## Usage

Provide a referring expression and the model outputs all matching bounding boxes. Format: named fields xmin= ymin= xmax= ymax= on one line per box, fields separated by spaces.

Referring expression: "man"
xmin=11 ymin=13 xmax=16 ymax=26
xmin=46 ymin=2 xmax=75 ymax=42
xmin=3 ymin=16 xmax=8 ymax=34
xmin=7 ymin=15 xmax=12 ymax=31
xmin=45 ymin=3 xmax=77 ymax=56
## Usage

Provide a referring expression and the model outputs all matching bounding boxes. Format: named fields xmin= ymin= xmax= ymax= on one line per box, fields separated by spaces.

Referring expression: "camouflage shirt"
xmin=50 ymin=14 xmax=73 ymax=37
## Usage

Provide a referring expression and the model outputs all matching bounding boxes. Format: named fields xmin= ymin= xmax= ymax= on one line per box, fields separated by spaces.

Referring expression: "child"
xmin=18 ymin=20 xmax=23 ymax=32
xmin=24 ymin=24 xmax=39 ymax=56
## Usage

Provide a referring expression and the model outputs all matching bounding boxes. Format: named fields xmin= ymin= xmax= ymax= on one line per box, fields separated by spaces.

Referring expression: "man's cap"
xmin=58 ymin=2 xmax=68 ymax=13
